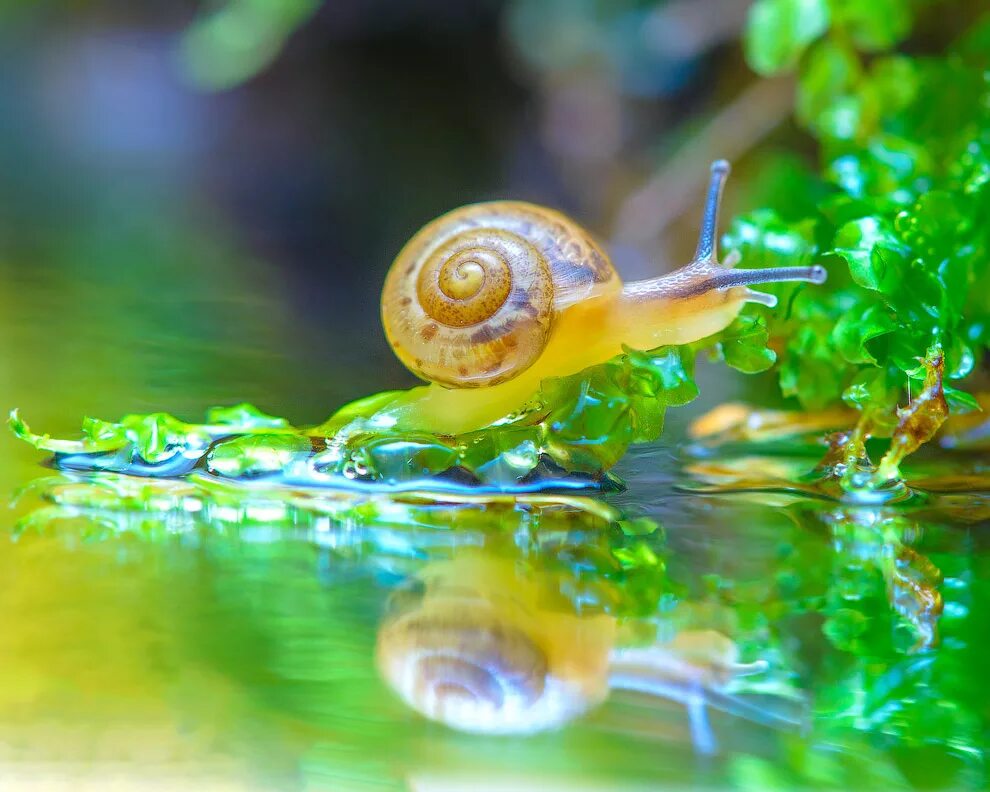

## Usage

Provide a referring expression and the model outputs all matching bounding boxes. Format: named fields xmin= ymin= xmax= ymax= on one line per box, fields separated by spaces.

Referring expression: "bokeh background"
xmin=0 ymin=0 xmax=793 ymax=447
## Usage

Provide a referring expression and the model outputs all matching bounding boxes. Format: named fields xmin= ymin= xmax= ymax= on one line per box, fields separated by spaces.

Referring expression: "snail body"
xmin=379 ymin=161 xmax=825 ymax=436
xmin=376 ymin=555 xmax=800 ymax=747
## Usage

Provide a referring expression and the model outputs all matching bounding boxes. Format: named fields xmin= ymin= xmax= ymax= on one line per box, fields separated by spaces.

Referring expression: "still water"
xmin=1 ymin=275 xmax=988 ymax=790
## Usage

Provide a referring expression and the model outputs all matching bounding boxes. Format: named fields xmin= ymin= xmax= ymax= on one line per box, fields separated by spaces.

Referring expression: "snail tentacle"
xmin=694 ymin=159 xmax=731 ymax=264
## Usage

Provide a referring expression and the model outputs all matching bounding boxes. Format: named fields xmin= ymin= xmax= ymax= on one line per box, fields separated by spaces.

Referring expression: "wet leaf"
xmin=715 ymin=314 xmax=778 ymax=374
xmin=831 ymin=216 xmax=907 ymax=292
xmin=832 ymin=302 xmax=897 ymax=364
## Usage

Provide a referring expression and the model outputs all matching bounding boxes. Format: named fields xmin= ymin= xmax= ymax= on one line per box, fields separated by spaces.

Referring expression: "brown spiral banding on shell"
xmin=388 ymin=614 xmax=547 ymax=708
xmin=382 ymin=201 xmax=618 ymax=388
xmin=417 ymin=246 xmax=513 ymax=328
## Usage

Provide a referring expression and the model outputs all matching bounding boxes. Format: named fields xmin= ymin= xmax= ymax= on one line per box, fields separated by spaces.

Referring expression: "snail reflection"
xmin=376 ymin=552 xmax=804 ymax=752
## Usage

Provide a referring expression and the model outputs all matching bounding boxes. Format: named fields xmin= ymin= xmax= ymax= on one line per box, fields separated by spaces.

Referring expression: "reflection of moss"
xmin=10 ymin=316 xmax=774 ymax=489
xmin=774 ymin=502 xmax=983 ymax=785
xmin=14 ymin=468 xmax=671 ymax=622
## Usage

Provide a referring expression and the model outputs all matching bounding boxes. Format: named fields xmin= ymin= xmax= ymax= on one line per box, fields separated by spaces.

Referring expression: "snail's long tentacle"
xmin=725 ymin=265 xmax=827 ymax=308
xmin=620 ymin=263 xmax=827 ymax=305
xmin=694 ymin=159 xmax=731 ymax=264
xmin=709 ymin=265 xmax=828 ymax=289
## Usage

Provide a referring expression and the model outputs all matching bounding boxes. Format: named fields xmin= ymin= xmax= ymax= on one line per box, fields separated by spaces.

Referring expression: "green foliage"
xmin=737 ymin=2 xmax=989 ymax=463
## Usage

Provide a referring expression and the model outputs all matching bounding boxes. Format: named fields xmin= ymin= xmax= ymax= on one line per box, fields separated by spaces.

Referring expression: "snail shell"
xmin=376 ymin=600 xmax=606 ymax=734
xmin=381 ymin=202 xmax=618 ymax=388
xmin=375 ymin=557 xmax=612 ymax=734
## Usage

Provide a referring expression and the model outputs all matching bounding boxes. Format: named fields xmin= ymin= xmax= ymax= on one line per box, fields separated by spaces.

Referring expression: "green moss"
xmin=734 ymin=2 xmax=989 ymax=478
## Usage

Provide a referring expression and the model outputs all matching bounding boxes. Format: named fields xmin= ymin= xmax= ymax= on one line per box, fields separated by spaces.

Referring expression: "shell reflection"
xmin=376 ymin=552 xmax=802 ymax=751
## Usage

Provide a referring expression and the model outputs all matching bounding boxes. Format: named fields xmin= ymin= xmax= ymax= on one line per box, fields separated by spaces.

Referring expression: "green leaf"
xmin=826 ymin=136 xmax=932 ymax=207
xmin=797 ymin=40 xmax=864 ymax=136
xmin=744 ymin=0 xmax=830 ymax=76
xmin=944 ymin=386 xmax=981 ymax=414
xmin=625 ymin=346 xmax=699 ymax=406
xmin=723 ymin=209 xmax=817 ymax=270
xmin=868 ymin=55 xmax=919 ymax=115
xmin=716 ymin=314 xmax=778 ymax=373
xmin=841 ymin=367 xmax=899 ymax=418
xmin=206 ymin=433 xmax=312 ymax=478
xmin=618 ymin=517 xmax=662 ymax=537
xmin=942 ymin=333 xmax=975 ymax=380
xmin=832 ymin=302 xmax=897 ymax=364
xmin=822 ymin=607 xmax=869 ymax=651
xmin=778 ymin=319 xmax=853 ymax=410
xmin=831 ymin=216 xmax=907 ymax=291
xmin=206 ymin=402 xmax=291 ymax=429
xmin=8 ymin=409 xmax=122 ymax=454
xmin=365 ymin=437 xmax=460 ymax=481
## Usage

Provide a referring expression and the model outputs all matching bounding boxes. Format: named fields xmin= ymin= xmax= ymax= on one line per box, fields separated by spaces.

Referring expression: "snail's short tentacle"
xmin=721 ymin=248 xmax=742 ymax=269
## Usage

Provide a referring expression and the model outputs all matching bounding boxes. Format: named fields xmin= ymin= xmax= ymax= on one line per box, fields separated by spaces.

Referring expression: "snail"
xmin=375 ymin=554 xmax=803 ymax=751
xmin=380 ymin=160 xmax=826 ymax=435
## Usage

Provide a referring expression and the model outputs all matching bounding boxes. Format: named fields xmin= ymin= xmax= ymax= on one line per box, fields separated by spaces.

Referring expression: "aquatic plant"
xmin=729 ymin=1 xmax=990 ymax=483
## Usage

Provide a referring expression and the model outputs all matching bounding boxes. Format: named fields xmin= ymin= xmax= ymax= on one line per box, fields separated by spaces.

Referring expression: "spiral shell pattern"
xmin=382 ymin=201 xmax=617 ymax=388
xmin=376 ymin=604 xmax=596 ymax=734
